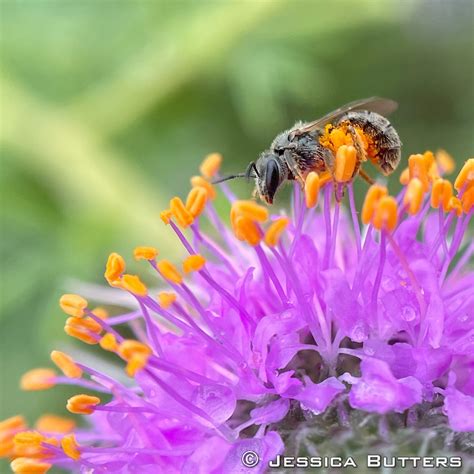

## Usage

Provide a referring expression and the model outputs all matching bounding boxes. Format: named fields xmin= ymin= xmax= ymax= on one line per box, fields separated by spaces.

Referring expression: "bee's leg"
xmin=359 ymin=168 xmax=375 ymax=186
xmin=283 ymin=151 xmax=305 ymax=188
xmin=346 ymin=124 xmax=375 ymax=187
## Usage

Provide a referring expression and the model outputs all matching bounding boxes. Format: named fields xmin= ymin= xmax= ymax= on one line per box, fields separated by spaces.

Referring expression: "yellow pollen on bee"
xmin=99 ymin=333 xmax=118 ymax=352
xmin=190 ymin=176 xmax=217 ymax=200
xmin=304 ymin=171 xmax=320 ymax=208
xmin=50 ymin=351 xmax=82 ymax=379
xmin=20 ymin=369 xmax=56 ymax=391
xmin=199 ymin=152 xmax=223 ymax=178
xmin=104 ymin=252 xmax=126 ymax=286
xmin=454 ymin=158 xmax=474 ymax=192
xmin=133 ymin=246 xmax=158 ymax=261
xmin=399 ymin=167 xmax=410 ymax=185
xmin=119 ymin=274 xmax=148 ymax=297
xmin=408 ymin=154 xmax=430 ymax=192
xmin=232 ymin=200 xmax=269 ymax=223
xmin=170 ymin=196 xmax=194 ymax=228
xmin=361 ymin=184 xmax=388 ymax=225
xmin=435 ymin=149 xmax=456 ymax=174
xmin=35 ymin=415 xmax=75 ymax=434
xmin=157 ymin=259 xmax=183 ymax=284
xmin=160 ymin=209 xmax=173 ymax=225
xmin=461 ymin=186 xmax=473 ymax=213
xmin=59 ymin=294 xmax=88 ymax=318
xmin=157 ymin=291 xmax=177 ymax=309
xmin=447 ymin=196 xmax=463 ymax=217
xmin=186 ymin=186 xmax=208 ymax=218
xmin=264 ymin=217 xmax=290 ymax=247
xmin=431 ymin=178 xmax=453 ymax=212
xmin=403 ymin=178 xmax=424 ymax=215
xmin=372 ymin=196 xmax=398 ymax=231
xmin=233 ymin=215 xmax=262 ymax=246
xmin=61 ymin=434 xmax=81 ymax=461
xmin=10 ymin=457 xmax=52 ymax=474
xmin=183 ymin=254 xmax=206 ymax=274
xmin=334 ymin=145 xmax=357 ymax=183
xmin=66 ymin=394 xmax=100 ymax=415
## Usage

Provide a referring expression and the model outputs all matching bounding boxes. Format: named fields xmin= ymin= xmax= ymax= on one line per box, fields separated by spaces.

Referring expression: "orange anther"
xmin=91 ymin=307 xmax=109 ymax=320
xmin=431 ymin=178 xmax=453 ymax=212
xmin=99 ymin=333 xmax=118 ymax=352
xmin=0 ymin=416 xmax=27 ymax=457
xmin=186 ymin=186 xmax=208 ymax=218
xmin=408 ymin=153 xmax=430 ymax=192
xmin=66 ymin=394 xmax=100 ymax=415
xmin=10 ymin=457 xmax=51 ymax=473
xmin=461 ymin=186 xmax=474 ymax=213
xmin=232 ymin=200 xmax=269 ymax=223
xmin=61 ymin=434 xmax=81 ymax=460
xmin=104 ymin=252 xmax=125 ymax=285
xmin=454 ymin=158 xmax=474 ymax=192
xmin=305 ymin=171 xmax=320 ymax=208
xmin=157 ymin=260 xmax=183 ymax=284
xmin=403 ymin=178 xmax=424 ymax=215
xmin=13 ymin=430 xmax=52 ymax=457
xmin=264 ymin=217 xmax=290 ymax=247
xmin=372 ymin=196 xmax=398 ymax=231
xmin=423 ymin=150 xmax=435 ymax=169
xmin=160 ymin=209 xmax=173 ymax=225
xmin=66 ymin=316 xmax=102 ymax=334
xmin=428 ymin=161 xmax=440 ymax=182
xmin=35 ymin=415 xmax=75 ymax=434
xmin=447 ymin=196 xmax=463 ymax=217
xmin=436 ymin=149 xmax=455 ymax=174
xmin=20 ymin=369 xmax=56 ymax=391
xmin=59 ymin=294 xmax=88 ymax=318
xmin=50 ymin=351 xmax=82 ymax=379
xmin=200 ymin=152 xmax=223 ymax=178
xmin=133 ymin=246 xmax=158 ymax=261
xmin=319 ymin=171 xmax=333 ymax=187
xmin=125 ymin=353 xmax=150 ymax=377
xmin=334 ymin=145 xmax=357 ymax=182
xmin=170 ymin=196 xmax=194 ymax=228
xmin=361 ymin=184 xmax=388 ymax=225
xmin=64 ymin=323 xmax=99 ymax=345
xmin=118 ymin=340 xmax=152 ymax=360
xmin=120 ymin=274 xmax=148 ymax=297
xmin=190 ymin=176 xmax=216 ymax=200
xmin=157 ymin=291 xmax=177 ymax=309
xmin=0 ymin=415 xmax=26 ymax=433
xmin=233 ymin=216 xmax=262 ymax=246
xmin=183 ymin=254 xmax=206 ymax=274
xmin=399 ymin=167 xmax=410 ymax=185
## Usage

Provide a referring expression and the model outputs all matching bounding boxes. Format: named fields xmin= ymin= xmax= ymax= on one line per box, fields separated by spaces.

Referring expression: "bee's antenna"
xmin=212 ymin=173 xmax=248 ymax=184
xmin=212 ymin=161 xmax=259 ymax=184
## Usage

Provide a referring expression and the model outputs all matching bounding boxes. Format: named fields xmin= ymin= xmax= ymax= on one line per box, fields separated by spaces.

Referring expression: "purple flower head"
xmin=2 ymin=152 xmax=473 ymax=473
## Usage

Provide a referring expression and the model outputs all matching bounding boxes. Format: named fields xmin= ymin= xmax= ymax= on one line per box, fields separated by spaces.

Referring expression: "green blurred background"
xmin=1 ymin=0 xmax=473 ymax=453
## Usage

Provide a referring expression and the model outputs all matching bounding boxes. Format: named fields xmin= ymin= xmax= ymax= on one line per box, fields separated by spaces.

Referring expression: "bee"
xmin=215 ymin=97 xmax=401 ymax=204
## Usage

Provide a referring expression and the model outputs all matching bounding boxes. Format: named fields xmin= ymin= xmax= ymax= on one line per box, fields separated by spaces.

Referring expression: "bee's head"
xmin=254 ymin=152 xmax=285 ymax=205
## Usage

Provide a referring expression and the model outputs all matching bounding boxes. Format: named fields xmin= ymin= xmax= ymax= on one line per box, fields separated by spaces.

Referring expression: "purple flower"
xmin=2 ymin=153 xmax=473 ymax=473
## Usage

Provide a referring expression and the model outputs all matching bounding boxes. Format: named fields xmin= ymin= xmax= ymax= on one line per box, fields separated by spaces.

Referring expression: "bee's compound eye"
xmin=265 ymin=159 xmax=280 ymax=199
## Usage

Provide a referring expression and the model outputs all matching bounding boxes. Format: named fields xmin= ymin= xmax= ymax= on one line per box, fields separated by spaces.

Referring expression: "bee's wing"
xmin=294 ymin=97 xmax=398 ymax=135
